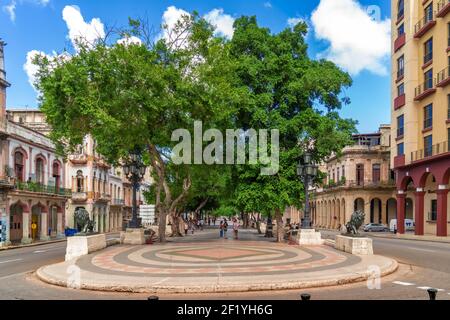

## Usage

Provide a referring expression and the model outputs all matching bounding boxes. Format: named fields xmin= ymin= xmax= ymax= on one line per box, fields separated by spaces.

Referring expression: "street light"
xmin=297 ymin=151 xmax=318 ymax=229
xmin=123 ymin=147 xmax=147 ymax=229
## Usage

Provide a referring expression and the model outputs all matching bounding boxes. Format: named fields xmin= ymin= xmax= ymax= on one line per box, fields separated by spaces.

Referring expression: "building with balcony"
xmin=0 ymin=40 xmax=70 ymax=246
xmin=391 ymin=0 xmax=450 ymax=236
xmin=312 ymin=125 xmax=398 ymax=229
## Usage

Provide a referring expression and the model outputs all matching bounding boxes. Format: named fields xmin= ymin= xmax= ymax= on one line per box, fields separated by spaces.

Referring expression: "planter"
xmin=335 ymin=234 xmax=373 ymax=255
xmin=65 ymin=233 xmax=106 ymax=261
xmin=120 ymin=228 xmax=146 ymax=245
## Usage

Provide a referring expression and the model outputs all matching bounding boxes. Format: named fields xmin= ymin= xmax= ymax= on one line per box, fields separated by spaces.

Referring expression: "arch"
xmin=331 ymin=199 xmax=336 ymax=229
xmin=341 ymin=198 xmax=346 ymax=225
xmin=76 ymin=170 xmax=84 ymax=192
xmin=336 ymin=198 xmax=341 ymax=229
xmin=34 ymin=153 xmax=48 ymax=165
xmin=11 ymin=146 xmax=28 ymax=159
xmin=354 ymin=198 xmax=365 ymax=213
xmin=399 ymin=175 xmax=415 ymax=191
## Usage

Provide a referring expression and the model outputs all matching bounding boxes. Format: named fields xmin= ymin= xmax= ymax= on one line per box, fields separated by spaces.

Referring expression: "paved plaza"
xmin=37 ymin=228 xmax=397 ymax=293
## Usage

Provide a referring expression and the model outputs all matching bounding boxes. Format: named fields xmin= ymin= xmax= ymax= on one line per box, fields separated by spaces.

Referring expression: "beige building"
xmin=391 ymin=0 xmax=450 ymax=236
xmin=0 ymin=40 xmax=70 ymax=246
xmin=312 ymin=125 xmax=397 ymax=229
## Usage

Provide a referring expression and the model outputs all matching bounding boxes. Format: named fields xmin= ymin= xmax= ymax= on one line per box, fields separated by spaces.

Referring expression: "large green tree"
xmin=228 ymin=17 xmax=357 ymax=241
xmin=34 ymin=14 xmax=240 ymax=242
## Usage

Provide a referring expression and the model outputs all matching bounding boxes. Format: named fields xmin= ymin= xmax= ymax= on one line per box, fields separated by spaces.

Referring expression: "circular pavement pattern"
xmin=37 ymin=241 xmax=398 ymax=293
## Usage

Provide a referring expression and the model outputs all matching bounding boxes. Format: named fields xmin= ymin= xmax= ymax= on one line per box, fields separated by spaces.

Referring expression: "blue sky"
xmin=0 ymin=0 xmax=391 ymax=133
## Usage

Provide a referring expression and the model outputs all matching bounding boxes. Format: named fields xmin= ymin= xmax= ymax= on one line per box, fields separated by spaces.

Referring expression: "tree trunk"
xmin=158 ymin=208 xmax=168 ymax=243
xmin=275 ymin=209 xmax=284 ymax=243
xmin=170 ymin=213 xmax=183 ymax=237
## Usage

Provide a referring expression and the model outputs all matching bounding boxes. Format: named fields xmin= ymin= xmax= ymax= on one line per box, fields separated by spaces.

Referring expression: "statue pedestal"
xmin=65 ymin=234 xmax=106 ymax=261
xmin=296 ymin=229 xmax=324 ymax=245
xmin=335 ymin=235 xmax=373 ymax=255
xmin=120 ymin=228 xmax=145 ymax=245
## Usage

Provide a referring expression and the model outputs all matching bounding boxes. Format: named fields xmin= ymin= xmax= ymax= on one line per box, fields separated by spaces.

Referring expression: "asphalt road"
xmin=0 ymin=229 xmax=449 ymax=300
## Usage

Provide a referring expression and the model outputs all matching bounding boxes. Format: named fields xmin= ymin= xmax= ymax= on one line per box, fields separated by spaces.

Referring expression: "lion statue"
xmin=345 ymin=210 xmax=365 ymax=235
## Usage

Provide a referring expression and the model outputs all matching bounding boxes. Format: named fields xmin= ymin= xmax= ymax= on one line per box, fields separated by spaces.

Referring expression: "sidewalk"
xmin=316 ymin=227 xmax=450 ymax=244
xmin=369 ymin=232 xmax=450 ymax=244
xmin=0 ymin=231 xmax=120 ymax=251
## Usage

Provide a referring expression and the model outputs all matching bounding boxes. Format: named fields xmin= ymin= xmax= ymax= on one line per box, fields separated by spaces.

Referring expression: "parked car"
xmin=363 ymin=223 xmax=389 ymax=232
xmin=389 ymin=219 xmax=415 ymax=232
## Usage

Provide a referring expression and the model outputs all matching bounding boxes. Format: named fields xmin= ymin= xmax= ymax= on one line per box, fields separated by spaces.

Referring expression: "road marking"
xmin=407 ymin=247 xmax=436 ymax=253
xmin=0 ymin=258 xmax=23 ymax=264
xmin=392 ymin=281 xmax=415 ymax=286
xmin=417 ymin=286 xmax=445 ymax=291
xmin=33 ymin=250 xmax=47 ymax=253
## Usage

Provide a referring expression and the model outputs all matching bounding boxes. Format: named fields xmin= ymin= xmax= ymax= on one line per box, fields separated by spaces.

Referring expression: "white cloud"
xmin=287 ymin=17 xmax=304 ymax=28
xmin=160 ymin=5 xmax=190 ymax=46
xmin=62 ymin=5 xmax=105 ymax=51
xmin=117 ymin=36 xmax=142 ymax=46
xmin=311 ymin=0 xmax=391 ymax=76
xmin=263 ymin=2 xmax=272 ymax=8
xmin=204 ymin=8 xmax=234 ymax=39
xmin=24 ymin=50 xmax=47 ymax=89
xmin=3 ymin=1 xmax=16 ymax=22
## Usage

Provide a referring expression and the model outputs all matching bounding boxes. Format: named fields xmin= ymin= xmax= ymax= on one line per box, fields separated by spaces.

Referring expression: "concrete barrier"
xmin=335 ymin=234 xmax=373 ymax=255
xmin=65 ymin=234 xmax=106 ymax=261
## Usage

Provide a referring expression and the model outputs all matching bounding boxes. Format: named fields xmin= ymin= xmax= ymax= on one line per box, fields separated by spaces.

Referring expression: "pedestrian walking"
xmin=219 ymin=221 xmax=224 ymax=238
xmin=184 ymin=219 xmax=189 ymax=235
xmin=232 ymin=218 xmax=240 ymax=240
xmin=223 ymin=218 xmax=228 ymax=239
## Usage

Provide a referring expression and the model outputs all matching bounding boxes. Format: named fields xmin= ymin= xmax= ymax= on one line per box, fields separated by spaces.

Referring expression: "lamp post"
xmin=123 ymin=147 xmax=147 ymax=229
xmin=297 ymin=152 xmax=318 ymax=229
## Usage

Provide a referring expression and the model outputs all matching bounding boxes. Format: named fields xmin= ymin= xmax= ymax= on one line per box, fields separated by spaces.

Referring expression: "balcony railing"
xmin=414 ymin=12 xmax=436 ymax=38
xmin=437 ymin=0 xmax=450 ymax=17
xmin=322 ymin=179 xmax=395 ymax=190
xmin=72 ymin=191 xmax=87 ymax=201
xmin=414 ymin=78 xmax=436 ymax=100
xmin=397 ymin=69 xmax=404 ymax=80
xmin=411 ymin=141 xmax=450 ymax=162
xmin=111 ymin=198 xmax=125 ymax=205
xmin=436 ymin=66 xmax=450 ymax=87
xmin=423 ymin=52 xmax=433 ymax=65
xmin=14 ymin=181 xmax=72 ymax=197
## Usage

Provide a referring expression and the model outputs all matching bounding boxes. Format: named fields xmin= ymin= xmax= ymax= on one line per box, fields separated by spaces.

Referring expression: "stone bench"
xmin=65 ymin=234 xmax=106 ymax=261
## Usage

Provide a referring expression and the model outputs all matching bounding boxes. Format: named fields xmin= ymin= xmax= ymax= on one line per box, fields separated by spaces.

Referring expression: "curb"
xmin=0 ymin=238 xmax=67 ymax=251
xmin=368 ymin=233 xmax=450 ymax=244
xmin=36 ymin=256 xmax=398 ymax=294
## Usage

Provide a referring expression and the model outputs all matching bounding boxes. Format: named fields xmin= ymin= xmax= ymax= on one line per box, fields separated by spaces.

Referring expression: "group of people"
xmin=219 ymin=217 xmax=240 ymax=240
xmin=183 ymin=218 xmax=204 ymax=235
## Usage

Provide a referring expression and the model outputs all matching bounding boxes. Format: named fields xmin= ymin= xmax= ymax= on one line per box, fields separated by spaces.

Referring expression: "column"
xmin=414 ymin=190 xmax=425 ymax=236
xmin=396 ymin=192 xmax=406 ymax=234
xmin=364 ymin=200 xmax=371 ymax=224
xmin=381 ymin=200 xmax=387 ymax=225
xmin=21 ymin=211 xmax=32 ymax=244
xmin=40 ymin=211 xmax=50 ymax=241
xmin=436 ymin=186 xmax=448 ymax=237
xmin=57 ymin=207 xmax=64 ymax=238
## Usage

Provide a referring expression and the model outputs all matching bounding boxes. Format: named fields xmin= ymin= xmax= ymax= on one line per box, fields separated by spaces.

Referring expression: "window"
xmin=52 ymin=162 xmax=60 ymax=192
xmin=397 ymin=0 xmax=404 ymax=19
xmin=14 ymin=151 xmax=24 ymax=182
xmin=342 ymin=166 xmax=345 ymax=178
xmin=356 ymin=164 xmax=364 ymax=186
xmin=397 ymin=83 xmax=405 ymax=96
xmin=448 ymin=128 xmax=450 ymax=152
xmin=448 ymin=94 xmax=450 ymax=120
xmin=35 ymin=158 xmax=44 ymax=184
xmin=424 ymin=104 xmax=433 ymax=129
xmin=372 ymin=164 xmax=381 ymax=183
xmin=398 ymin=23 xmax=404 ymax=37
xmin=424 ymin=69 xmax=433 ymax=90
xmin=424 ymin=38 xmax=433 ymax=64
xmin=430 ymin=199 xmax=437 ymax=221
xmin=397 ymin=55 xmax=405 ymax=78
xmin=397 ymin=115 xmax=404 ymax=137
xmin=425 ymin=3 xmax=433 ymax=23
xmin=76 ymin=170 xmax=84 ymax=192
xmin=424 ymin=135 xmax=433 ymax=157
xmin=397 ymin=143 xmax=404 ymax=156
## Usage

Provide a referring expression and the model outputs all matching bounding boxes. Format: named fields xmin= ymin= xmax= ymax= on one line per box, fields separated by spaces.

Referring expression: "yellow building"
xmin=391 ymin=0 xmax=450 ymax=236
